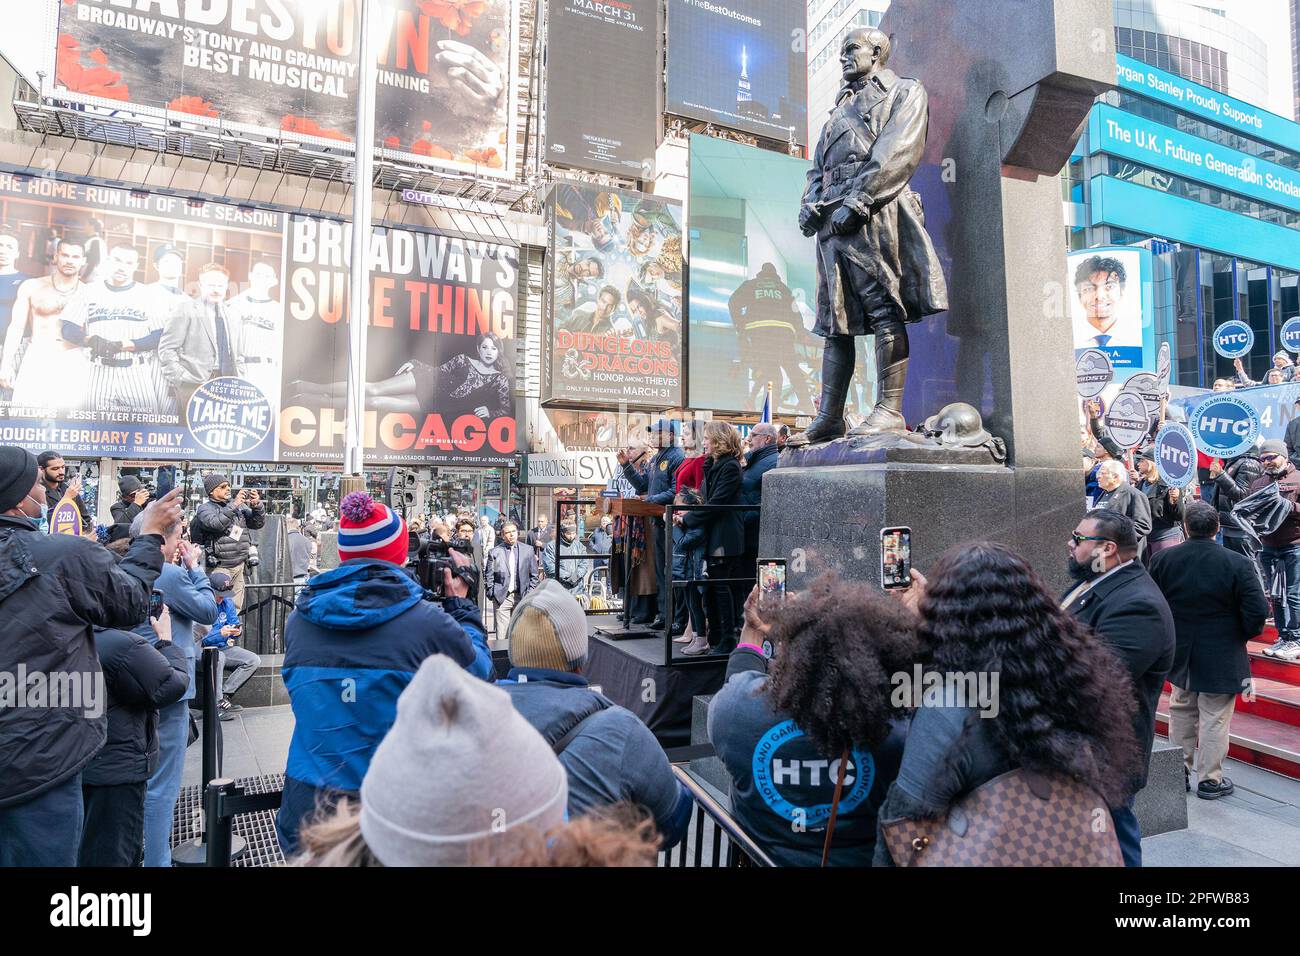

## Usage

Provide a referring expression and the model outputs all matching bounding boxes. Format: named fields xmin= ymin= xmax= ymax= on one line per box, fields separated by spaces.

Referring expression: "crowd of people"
xmin=0 ymin=380 xmax=1288 ymax=867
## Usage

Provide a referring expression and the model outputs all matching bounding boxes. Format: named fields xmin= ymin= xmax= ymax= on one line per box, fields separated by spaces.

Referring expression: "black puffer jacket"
xmin=82 ymin=628 xmax=189 ymax=786
xmin=0 ymin=516 xmax=163 ymax=808
xmin=191 ymin=497 xmax=266 ymax=568
xmin=1211 ymin=454 xmax=1263 ymax=537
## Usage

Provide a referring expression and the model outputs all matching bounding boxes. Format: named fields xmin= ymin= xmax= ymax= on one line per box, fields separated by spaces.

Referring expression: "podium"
xmin=594 ymin=496 xmax=666 ymax=640
xmin=607 ymin=498 xmax=664 ymax=519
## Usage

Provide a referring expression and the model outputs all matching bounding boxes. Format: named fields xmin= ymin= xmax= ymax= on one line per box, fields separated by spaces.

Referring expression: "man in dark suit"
xmin=1150 ymin=502 xmax=1268 ymax=800
xmin=1064 ymin=509 xmax=1176 ymax=867
xmin=485 ymin=520 xmax=539 ymax=642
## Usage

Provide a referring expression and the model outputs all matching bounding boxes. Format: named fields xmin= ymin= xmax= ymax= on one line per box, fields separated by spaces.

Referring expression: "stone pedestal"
xmin=758 ymin=456 xmax=1081 ymax=593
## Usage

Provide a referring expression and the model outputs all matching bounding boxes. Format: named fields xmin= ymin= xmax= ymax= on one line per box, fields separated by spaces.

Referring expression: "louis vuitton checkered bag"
xmin=881 ymin=769 xmax=1123 ymax=867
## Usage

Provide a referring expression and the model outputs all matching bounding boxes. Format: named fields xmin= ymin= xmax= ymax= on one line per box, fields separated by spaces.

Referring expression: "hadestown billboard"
xmin=50 ymin=0 xmax=519 ymax=177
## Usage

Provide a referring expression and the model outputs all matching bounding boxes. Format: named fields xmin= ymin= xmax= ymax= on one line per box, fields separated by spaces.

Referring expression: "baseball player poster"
xmin=278 ymin=214 xmax=520 ymax=466
xmin=0 ymin=171 xmax=285 ymax=461
xmin=52 ymin=0 xmax=518 ymax=179
xmin=543 ymin=181 xmax=684 ymax=407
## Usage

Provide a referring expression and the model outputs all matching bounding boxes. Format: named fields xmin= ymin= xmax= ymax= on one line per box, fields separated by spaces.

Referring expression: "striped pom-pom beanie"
xmin=338 ymin=492 xmax=409 ymax=565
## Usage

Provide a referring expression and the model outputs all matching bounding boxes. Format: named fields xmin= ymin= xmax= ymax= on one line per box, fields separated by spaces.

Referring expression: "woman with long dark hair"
xmin=708 ymin=576 xmax=918 ymax=865
xmin=874 ymin=540 xmax=1142 ymax=866
xmin=678 ymin=421 xmax=745 ymax=656
xmin=287 ymin=332 xmax=511 ymax=419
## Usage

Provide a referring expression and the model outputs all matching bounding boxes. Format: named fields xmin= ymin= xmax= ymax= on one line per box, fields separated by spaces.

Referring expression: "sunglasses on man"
xmin=1070 ymin=532 xmax=1114 ymax=546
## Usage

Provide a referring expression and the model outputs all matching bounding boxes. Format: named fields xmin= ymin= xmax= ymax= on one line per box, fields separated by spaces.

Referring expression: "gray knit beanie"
xmin=359 ymin=655 xmax=568 ymax=866
xmin=507 ymin=579 xmax=589 ymax=671
xmin=204 ymin=472 xmax=230 ymax=496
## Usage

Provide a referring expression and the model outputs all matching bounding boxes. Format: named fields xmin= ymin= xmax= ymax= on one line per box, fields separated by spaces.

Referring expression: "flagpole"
xmin=344 ymin=0 xmax=378 ymax=483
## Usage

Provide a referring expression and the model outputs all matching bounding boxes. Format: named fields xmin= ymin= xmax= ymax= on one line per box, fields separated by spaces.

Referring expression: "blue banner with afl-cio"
xmin=1173 ymin=382 xmax=1300 ymax=457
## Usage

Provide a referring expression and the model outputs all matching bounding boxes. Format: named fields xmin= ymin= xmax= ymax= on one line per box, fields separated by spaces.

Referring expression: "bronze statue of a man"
xmin=790 ymin=27 xmax=948 ymax=445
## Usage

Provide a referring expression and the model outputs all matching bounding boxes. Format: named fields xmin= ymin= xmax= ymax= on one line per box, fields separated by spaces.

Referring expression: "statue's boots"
xmin=787 ymin=336 xmax=854 ymax=446
xmin=850 ymin=320 xmax=909 ymax=435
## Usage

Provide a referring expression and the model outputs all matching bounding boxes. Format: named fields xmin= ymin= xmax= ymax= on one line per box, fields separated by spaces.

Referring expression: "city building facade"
xmin=1070 ymin=4 xmax=1300 ymax=388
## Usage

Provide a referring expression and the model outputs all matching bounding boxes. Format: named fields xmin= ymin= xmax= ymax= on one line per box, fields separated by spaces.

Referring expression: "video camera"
xmin=409 ymin=532 xmax=478 ymax=600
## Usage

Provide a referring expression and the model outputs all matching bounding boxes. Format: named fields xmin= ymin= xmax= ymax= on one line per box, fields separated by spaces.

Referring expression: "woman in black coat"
xmin=79 ymin=606 xmax=190 ymax=867
xmin=678 ymin=421 xmax=745 ymax=655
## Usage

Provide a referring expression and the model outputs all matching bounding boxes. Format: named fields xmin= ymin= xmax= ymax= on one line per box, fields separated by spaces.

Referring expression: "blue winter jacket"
xmin=499 ymin=667 xmax=692 ymax=848
xmin=202 ymin=597 xmax=241 ymax=648
xmin=276 ymin=559 xmax=492 ymax=852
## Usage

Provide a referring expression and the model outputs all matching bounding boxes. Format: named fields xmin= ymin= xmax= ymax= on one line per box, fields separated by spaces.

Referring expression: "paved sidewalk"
xmin=1143 ymin=759 xmax=1300 ymax=866
xmin=182 ymin=705 xmax=294 ymax=786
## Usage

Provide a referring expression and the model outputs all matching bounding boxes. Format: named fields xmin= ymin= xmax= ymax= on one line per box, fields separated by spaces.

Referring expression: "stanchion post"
xmin=200 ymin=645 xmax=222 ymax=796
xmin=204 ymin=779 xmax=234 ymax=867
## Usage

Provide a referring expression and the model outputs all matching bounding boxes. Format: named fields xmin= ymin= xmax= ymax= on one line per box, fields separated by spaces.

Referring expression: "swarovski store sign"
xmin=521 ymin=451 xmax=621 ymax=486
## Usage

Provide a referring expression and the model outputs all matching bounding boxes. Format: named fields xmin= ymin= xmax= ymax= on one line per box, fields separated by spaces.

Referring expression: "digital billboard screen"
xmin=545 ymin=0 xmax=661 ymax=178
xmin=54 ymin=0 xmax=518 ymax=177
xmin=544 ymin=182 xmax=684 ymax=407
xmin=688 ymin=134 xmax=872 ymax=416
xmin=666 ymin=0 xmax=807 ymax=145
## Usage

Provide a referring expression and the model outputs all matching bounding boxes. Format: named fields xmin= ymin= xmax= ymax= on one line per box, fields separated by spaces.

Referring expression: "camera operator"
xmin=275 ymin=492 xmax=492 ymax=857
xmin=190 ymin=472 xmax=266 ymax=612
xmin=110 ymin=476 xmax=150 ymax=535
xmin=0 ymin=445 xmax=182 ymax=867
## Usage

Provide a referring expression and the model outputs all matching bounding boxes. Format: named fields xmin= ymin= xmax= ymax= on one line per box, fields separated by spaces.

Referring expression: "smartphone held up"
xmin=757 ymin=559 xmax=786 ymax=606
xmin=881 ymin=527 xmax=912 ymax=590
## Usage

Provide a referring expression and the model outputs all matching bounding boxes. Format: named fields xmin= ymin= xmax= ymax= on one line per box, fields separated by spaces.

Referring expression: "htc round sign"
xmin=1282 ymin=317 xmax=1300 ymax=354
xmin=1154 ymin=422 xmax=1196 ymax=488
xmin=1192 ymin=393 xmax=1261 ymax=460
xmin=1212 ymin=320 xmax=1254 ymax=359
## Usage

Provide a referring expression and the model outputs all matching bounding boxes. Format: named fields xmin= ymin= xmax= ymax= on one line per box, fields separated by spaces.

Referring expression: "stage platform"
xmin=584 ymin=615 xmax=728 ymax=750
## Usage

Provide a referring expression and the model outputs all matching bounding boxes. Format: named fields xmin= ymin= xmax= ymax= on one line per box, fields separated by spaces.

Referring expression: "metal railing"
xmin=658 ymin=765 xmax=776 ymax=868
xmin=549 ymin=497 xmax=621 ymax=618
xmin=240 ymin=582 xmax=299 ymax=656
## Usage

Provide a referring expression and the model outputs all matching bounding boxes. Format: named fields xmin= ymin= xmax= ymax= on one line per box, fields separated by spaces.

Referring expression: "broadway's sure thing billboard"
xmin=689 ymin=133 xmax=859 ymax=417
xmin=280 ymin=217 xmax=519 ymax=465
xmin=545 ymin=0 xmax=660 ymax=178
xmin=666 ymin=0 xmax=807 ymax=145
xmin=544 ymin=182 xmax=683 ymax=407
xmin=0 ymin=172 xmax=285 ymax=461
xmin=55 ymin=0 xmax=518 ymax=176
xmin=1068 ymin=246 xmax=1155 ymax=373
xmin=0 ymin=171 xmax=517 ymax=464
